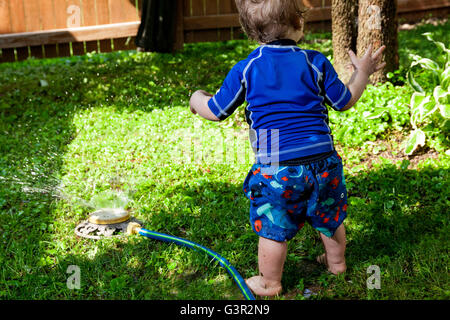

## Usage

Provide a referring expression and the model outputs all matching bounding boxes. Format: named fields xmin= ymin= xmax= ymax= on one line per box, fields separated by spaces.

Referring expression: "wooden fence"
xmin=0 ymin=0 xmax=449 ymax=63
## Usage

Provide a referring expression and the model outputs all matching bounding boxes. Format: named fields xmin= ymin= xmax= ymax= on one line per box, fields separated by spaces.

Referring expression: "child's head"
xmin=235 ymin=0 xmax=305 ymax=44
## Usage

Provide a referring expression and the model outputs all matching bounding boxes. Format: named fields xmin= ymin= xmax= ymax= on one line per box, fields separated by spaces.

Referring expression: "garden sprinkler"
xmin=75 ymin=209 xmax=255 ymax=300
xmin=74 ymin=208 xmax=141 ymax=240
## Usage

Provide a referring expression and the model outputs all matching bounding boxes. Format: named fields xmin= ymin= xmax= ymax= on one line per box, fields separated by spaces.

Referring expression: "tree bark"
xmin=357 ymin=0 xmax=399 ymax=84
xmin=332 ymin=0 xmax=359 ymax=84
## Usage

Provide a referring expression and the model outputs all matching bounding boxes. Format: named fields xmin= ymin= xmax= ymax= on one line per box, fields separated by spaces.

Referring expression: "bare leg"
xmin=317 ymin=224 xmax=347 ymax=275
xmin=245 ymin=236 xmax=287 ymax=296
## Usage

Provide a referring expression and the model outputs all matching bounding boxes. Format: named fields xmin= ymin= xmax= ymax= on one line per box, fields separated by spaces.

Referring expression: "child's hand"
xmin=348 ymin=44 xmax=386 ymax=77
xmin=189 ymin=90 xmax=220 ymax=121
xmin=342 ymin=45 xmax=387 ymax=111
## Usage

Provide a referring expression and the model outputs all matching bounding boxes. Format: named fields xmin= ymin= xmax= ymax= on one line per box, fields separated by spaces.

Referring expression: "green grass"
xmin=0 ymin=21 xmax=449 ymax=300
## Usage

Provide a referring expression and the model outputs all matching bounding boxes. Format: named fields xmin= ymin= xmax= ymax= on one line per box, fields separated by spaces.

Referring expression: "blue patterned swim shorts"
xmin=243 ymin=150 xmax=347 ymax=242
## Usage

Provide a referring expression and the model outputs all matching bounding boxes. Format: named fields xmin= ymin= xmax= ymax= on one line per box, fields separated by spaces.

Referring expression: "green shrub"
xmin=405 ymin=33 xmax=450 ymax=155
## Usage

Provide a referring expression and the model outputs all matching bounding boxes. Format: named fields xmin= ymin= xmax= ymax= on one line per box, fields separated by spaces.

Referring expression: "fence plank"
xmin=81 ymin=0 xmax=99 ymax=53
xmin=0 ymin=22 xmax=140 ymax=48
xmin=184 ymin=0 xmax=192 ymax=16
xmin=190 ymin=0 xmax=220 ymax=43
xmin=30 ymin=45 xmax=44 ymax=59
xmin=109 ymin=0 xmax=138 ymax=52
xmin=184 ymin=0 xmax=194 ymax=42
xmin=23 ymin=0 xmax=42 ymax=31
xmin=305 ymin=7 xmax=331 ymax=22
xmin=1 ymin=48 xmax=16 ymax=62
xmin=0 ymin=0 xmax=12 ymax=34
xmin=81 ymin=0 xmax=98 ymax=26
xmin=113 ymin=36 xmax=135 ymax=51
xmin=230 ymin=0 xmax=237 ymax=12
xmin=219 ymin=0 xmax=233 ymax=14
xmin=66 ymin=0 xmax=85 ymax=55
xmin=57 ymin=42 xmax=72 ymax=56
xmin=191 ymin=0 xmax=203 ymax=15
xmin=53 ymin=0 xmax=71 ymax=57
xmin=183 ymin=10 xmax=335 ymax=31
xmin=39 ymin=0 xmax=56 ymax=30
xmin=66 ymin=0 xmax=82 ymax=27
xmin=108 ymin=0 xmax=123 ymax=23
xmin=39 ymin=0 xmax=58 ymax=57
xmin=218 ymin=0 xmax=233 ymax=41
xmin=99 ymin=38 xmax=112 ymax=52
xmin=184 ymin=14 xmax=240 ymax=31
xmin=9 ymin=0 xmax=26 ymax=32
xmin=21 ymin=0 xmax=41 ymax=59
xmin=96 ymin=0 xmax=112 ymax=52
xmin=16 ymin=47 xmax=28 ymax=60
xmin=174 ymin=0 xmax=185 ymax=50
xmin=85 ymin=40 xmax=98 ymax=53
xmin=190 ymin=0 xmax=204 ymax=42
xmin=108 ymin=0 xmax=136 ymax=50
xmin=304 ymin=0 xmax=331 ymax=7
xmin=205 ymin=0 xmax=218 ymax=15
xmin=44 ymin=43 xmax=58 ymax=57
xmin=398 ymin=0 xmax=450 ymax=12
xmin=44 ymin=42 xmax=59 ymax=58
xmin=202 ymin=0 xmax=219 ymax=42
xmin=53 ymin=0 xmax=68 ymax=28
xmin=96 ymin=0 xmax=110 ymax=24
xmin=122 ymin=0 xmax=139 ymax=22
xmin=71 ymin=41 xmax=84 ymax=56
xmin=302 ymin=0 xmax=321 ymax=8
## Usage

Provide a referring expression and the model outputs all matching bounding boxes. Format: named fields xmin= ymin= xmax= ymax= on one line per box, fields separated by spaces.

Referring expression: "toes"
xmin=316 ymin=253 xmax=327 ymax=266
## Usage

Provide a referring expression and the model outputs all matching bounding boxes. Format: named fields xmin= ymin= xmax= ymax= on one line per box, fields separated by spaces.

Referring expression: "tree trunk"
xmin=357 ymin=0 xmax=399 ymax=84
xmin=331 ymin=0 xmax=359 ymax=84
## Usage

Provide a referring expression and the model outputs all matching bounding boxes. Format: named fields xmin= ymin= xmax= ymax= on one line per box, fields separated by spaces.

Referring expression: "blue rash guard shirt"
xmin=207 ymin=39 xmax=352 ymax=164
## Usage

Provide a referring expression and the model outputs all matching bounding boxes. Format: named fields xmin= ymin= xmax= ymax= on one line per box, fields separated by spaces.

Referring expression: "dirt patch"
xmin=399 ymin=17 xmax=448 ymax=31
xmin=336 ymin=131 xmax=443 ymax=171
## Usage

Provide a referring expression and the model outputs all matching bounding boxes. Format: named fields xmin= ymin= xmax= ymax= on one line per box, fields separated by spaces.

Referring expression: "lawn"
xmin=0 ymin=20 xmax=448 ymax=300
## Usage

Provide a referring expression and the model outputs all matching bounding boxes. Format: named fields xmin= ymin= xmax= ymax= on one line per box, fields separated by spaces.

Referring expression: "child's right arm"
xmin=340 ymin=44 xmax=386 ymax=111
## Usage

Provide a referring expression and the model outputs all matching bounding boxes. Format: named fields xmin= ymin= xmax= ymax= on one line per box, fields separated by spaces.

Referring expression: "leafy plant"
xmin=404 ymin=33 xmax=450 ymax=155
xmin=407 ymin=33 xmax=450 ymax=93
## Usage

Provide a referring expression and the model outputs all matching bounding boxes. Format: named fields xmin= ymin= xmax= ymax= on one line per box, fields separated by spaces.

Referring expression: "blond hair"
xmin=235 ymin=0 xmax=306 ymax=43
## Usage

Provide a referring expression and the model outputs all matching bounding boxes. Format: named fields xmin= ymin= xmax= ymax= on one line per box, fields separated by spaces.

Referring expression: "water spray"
xmin=3 ymin=175 xmax=255 ymax=300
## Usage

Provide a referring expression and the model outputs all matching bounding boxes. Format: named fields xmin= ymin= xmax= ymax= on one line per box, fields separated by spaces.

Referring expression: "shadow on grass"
xmin=0 ymin=77 xmax=79 ymax=297
xmin=45 ymin=162 xmax=448 ymax=300
xmin=2 ymin=129 xmax=447 ymax=299
xmin=282 ymin=163 xmax=448 ymax=298
xmin=136 ymin=163 xmax=447 ymax=299
xmin=84 ymin=163 xmax=446 ymax=299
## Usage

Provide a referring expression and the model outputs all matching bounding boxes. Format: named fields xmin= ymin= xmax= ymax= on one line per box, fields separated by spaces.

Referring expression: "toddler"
xmin=189 ymin=0 xmax=386 ymax=297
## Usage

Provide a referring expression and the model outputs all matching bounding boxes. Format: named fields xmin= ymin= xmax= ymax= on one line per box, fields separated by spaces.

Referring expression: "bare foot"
xmin=245 ymin=276 xmax=282 ymax=297
xmin=316 ymin=253 xmax=346 ymax=275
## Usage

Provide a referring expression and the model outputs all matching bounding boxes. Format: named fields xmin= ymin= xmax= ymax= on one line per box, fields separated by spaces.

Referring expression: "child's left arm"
xmin=189 ymin=90 xmax=220 ymax=121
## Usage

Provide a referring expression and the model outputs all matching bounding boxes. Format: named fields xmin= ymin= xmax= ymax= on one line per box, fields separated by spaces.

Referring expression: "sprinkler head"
xmin=75 ymin=208 xmax=142 ymax=240
xmin=88 ymin=208 xmax=130 ymax=225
